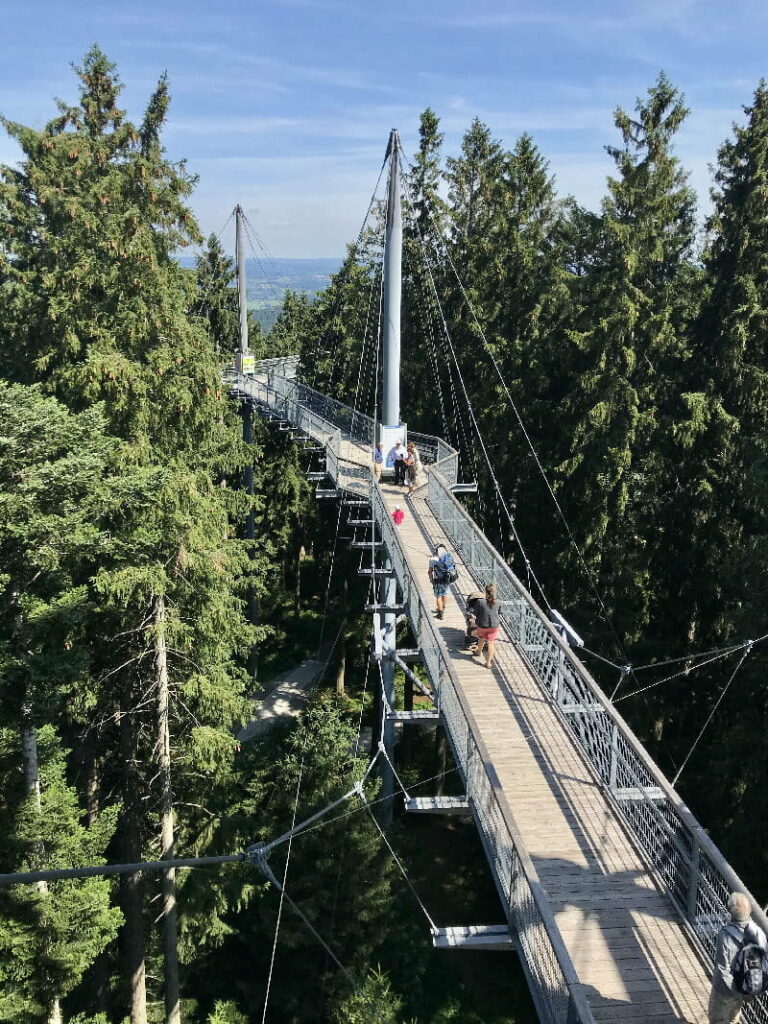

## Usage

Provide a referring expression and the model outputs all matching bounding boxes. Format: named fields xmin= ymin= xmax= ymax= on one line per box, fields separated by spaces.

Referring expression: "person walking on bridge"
xmin=709 ymin=892 xmax=768 ymax=1023
xmin=391 ymin=440 xmax=406 ymax=486
xmin=405 ymin=442 xmax=422 ymax=494
xmin=428 ymin=544 xmax=456 ymax=620
xmin=373 ymin=442 xmax=384 ymax=482
xmin=460 ymin=590 xmax=484 ymax=653
xmin=473 ymin=584 xmax=500 ymax=670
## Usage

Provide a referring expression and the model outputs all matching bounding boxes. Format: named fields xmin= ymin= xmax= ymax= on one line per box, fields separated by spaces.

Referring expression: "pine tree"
xmin=664 ymin=81 xmax=768 ymax=880
xmin=0 ymin=382 xmax=124 ymax=1022
xmin=180 ymin=696 xmax=394 ymax=1022
xmin=401 ymin=109 xmax=452 ymax=438
xmin=556 ymin=73 xmax=697 ymax=645
xmin=194 ymin=234 xmax=239 ymax=354
xmin=480 ymin=135 xmax=567 ymax=562
xmin=1 ymin=48 xmax=257 ymax=1023
xmin=298 ymin=247 xmax=382 ymax=411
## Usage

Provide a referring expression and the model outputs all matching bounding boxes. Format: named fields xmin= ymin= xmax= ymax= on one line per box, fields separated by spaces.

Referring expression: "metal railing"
xmin=257 ymin=354 xmax=301 ymax=379
xmin=268 ymin=375 xmax=377 ymax=446
xmin=426 ymin=467 xmax=768 ymax=1022
xmin=370 ymin=481 xmax=596 ymax=1024
xmin=228 ymin=365 xmax=595 ymax=1024
xmin=229 ymin=364 xmax=768 ymax=1024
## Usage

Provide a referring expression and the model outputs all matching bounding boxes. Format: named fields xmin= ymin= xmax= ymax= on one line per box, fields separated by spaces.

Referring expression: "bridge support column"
xmin=379 ymin=559 xmax=397 ymax=825
xmin=242 ymin=402 xmax=258 ymax=680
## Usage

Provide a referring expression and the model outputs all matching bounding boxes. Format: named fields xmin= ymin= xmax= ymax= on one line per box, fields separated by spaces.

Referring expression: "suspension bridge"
xmin=227 ymin=131 xmax=768 ymax=1024
xmin=2 ymin=132 xmax=767 ymax=1024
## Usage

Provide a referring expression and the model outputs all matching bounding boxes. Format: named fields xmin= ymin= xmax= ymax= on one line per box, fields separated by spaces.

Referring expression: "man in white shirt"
xmin=390 ymin=441 xmax=406 ymax=485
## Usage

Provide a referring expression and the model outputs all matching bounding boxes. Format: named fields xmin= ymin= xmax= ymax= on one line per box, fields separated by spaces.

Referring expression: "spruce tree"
xmin=1 ymin=48 xmax=257 ymax=1023
xmin=401 ymin=109 xmax=452 ymax=437
xmin=556 ymin=73 xmax=697 ymax=645
xmin=194 ymin=234 xmax=239 ymax=354
xmin=0 ymin=382 xmax=124 ymax=1022
xmin=666 ymin=81 xmax=768 ymax=880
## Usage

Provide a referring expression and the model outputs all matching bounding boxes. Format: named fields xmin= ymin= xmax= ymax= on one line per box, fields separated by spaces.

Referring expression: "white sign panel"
xmin=381 ymin=424 xmax=407 ymax=468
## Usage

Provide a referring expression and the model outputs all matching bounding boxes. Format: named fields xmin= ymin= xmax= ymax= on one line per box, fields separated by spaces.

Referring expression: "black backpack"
xmin=432 ymin=552 xmax=459 ymax=585
xmin=729 ymin=924 xmax=768 ymax=998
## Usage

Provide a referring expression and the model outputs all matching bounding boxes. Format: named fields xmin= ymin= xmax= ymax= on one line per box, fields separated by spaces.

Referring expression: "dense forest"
xmin=1 ymin=43 xmax=768 ymax=1024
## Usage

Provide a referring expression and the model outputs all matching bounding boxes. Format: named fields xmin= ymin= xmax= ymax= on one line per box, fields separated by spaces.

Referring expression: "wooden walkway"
xmin=370 ymin=469 xmax=711 ymax=1023
xmin=241 ymin=384 xmax=715 ymax=1023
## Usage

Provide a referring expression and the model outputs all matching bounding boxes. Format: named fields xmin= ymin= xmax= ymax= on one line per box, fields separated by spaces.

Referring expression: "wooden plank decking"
xmin=374 ymin=472 xmax=712 ymax=1024
xmin=250 ymin=402 xmax=715 ymax=1023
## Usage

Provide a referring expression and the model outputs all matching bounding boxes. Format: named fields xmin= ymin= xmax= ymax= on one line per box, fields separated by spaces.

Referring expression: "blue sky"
xmin=2 ymin=0 xmax=767 ymax=257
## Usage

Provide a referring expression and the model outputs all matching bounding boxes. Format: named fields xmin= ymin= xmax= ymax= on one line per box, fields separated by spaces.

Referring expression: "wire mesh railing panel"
xmin=426 ymin=461 xmax=768 ymax=1011
xmin=228 ymin=374 xmax=768 ymax=1023
xmin=259 ymin=355 xmax=301 ymax=379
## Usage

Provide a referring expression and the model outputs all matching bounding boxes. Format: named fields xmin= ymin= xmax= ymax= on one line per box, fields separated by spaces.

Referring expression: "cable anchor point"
xmin=246 ymin=842 xmax=268 ymax=873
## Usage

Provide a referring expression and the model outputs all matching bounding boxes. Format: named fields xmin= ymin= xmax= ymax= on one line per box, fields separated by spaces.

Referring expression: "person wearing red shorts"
xmin=474 ymin=583 xmax=500 ymax=670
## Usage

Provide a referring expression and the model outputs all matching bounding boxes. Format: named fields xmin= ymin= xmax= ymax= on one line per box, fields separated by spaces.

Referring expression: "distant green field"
xmin=182 ymin=255 xmax=340 ymax=332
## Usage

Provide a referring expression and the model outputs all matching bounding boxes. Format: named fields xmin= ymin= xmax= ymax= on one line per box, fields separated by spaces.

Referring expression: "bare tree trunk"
xmin=294 ymin=543 xmax=304 ymax=616
xmin=80 ymin=739 xmax=111 ymax=1012
xmin=435 ymin=728 xmax=448 ymax=798
xmin=335 ymin=638 xmax=346 ymax=695
xmin=20 ymin=709 xmax=62 ymax=1024
xmin=335 ymin=579 xmax=348 ymax=696
xmin=120 ymin=684 xmax=148 ymax=1024
xmin=155 ymin=594 xmax=181 ymax=1024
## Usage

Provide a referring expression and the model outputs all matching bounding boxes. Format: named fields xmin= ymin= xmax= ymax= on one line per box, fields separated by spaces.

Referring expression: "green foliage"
xmin=554 ymin=73 xmax=698 ymax=642
xmin=331 ymin=968 xmax=404 ymax=1024
xmin=194 ymin=233 xmax=239 ymax=354
xmin=206 ymin=1000 xmax=248 ymax=1024
xmin=6 ymin=47 xmax=768 ymax=1024
xmin=0 ymin=727 xmax=121 ymax=1022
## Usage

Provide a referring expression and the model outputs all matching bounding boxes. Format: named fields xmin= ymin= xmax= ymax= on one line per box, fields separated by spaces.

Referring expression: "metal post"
xmin=609 ymin=722 xmax=619 ymax=792
xmin=379 ymin=129 xmax=402 ymax=825
xmin=382 ymin=130 xmax=402 ymax=427
xmin=687 ymin=836 xmax=701 ymax=926
xmin=234 ymin=204 xmax=252 ymax=373
xmin=379 ymin=558 xmax=397 ymax=825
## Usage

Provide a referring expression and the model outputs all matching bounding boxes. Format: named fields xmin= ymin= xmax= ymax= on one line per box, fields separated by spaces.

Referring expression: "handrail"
xmin=370 ymin=481 xmax=596 ymax=1024
xmin=227 ymin=366 xmax=595 ymax=1024
xmin=227 ymin=365 xmax=768 ymax=1023
xmin=256 ymin=354 xmax=300 ymax=379
xmin=426 ymin=464 xmax=768 ymax=1019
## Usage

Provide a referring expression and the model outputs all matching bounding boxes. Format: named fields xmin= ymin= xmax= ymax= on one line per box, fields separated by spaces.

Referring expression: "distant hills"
xmin=181 ymin=255 xmax=341 ymax=332
xmin=244 ymin=257 xmax=341 ymax=330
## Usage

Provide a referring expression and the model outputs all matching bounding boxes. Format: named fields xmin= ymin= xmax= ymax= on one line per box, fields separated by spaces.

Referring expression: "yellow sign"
xmin=241 ymin=354 xmax=255 ymax=375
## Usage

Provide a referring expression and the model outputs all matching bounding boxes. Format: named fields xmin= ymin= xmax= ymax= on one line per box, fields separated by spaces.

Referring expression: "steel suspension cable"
xmin=399 ymin=165 xmax=550 ymax=609
xmin=671 ymin=643 xmax=754 ymax=786
xmin=359 ymin=793 xmax=437 ymax=932
xmin=398 ymin=143 xmax=642 ymax=666
xmin=261 ymin=767 xmax=303 ymax=1023
xmin=615 ymin=632 xmax=768 ymax=704
xmin=321 ymin=157 xmax=388 ymax=395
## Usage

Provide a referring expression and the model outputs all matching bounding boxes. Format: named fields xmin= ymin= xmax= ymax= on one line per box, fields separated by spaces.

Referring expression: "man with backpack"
xmin=709 ymin=892 xmax=768 ymax=1023
xmin=428 ymin=544 xmax=458 ymax=620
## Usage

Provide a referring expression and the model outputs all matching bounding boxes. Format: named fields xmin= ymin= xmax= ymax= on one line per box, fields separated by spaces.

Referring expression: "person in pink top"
xmin=392 ymin=506 xmax=405 ymax=527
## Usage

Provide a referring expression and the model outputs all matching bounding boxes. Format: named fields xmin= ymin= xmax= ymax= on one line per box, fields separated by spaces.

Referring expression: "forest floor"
xmin=237 ymin=658 xmax=325 ymax=743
